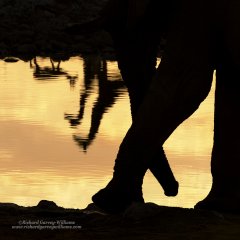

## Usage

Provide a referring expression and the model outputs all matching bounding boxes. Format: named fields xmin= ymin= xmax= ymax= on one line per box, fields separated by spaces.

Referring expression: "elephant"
xmin=101 ymin=0 xmax=180 ymax=198
xmin=92 ymin=0 xmax=240 ymax=213
xmin=65 ymin=0 xmax=179 ymax=200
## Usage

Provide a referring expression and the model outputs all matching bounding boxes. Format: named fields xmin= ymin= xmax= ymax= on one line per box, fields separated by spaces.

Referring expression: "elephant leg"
xmin=112 ymin=19 xmax=178 ymax=197
xmin=195 ymin=1 xmax=240 ymax=212
xmin=195 ymin=64 xmax=240 ymax=213
xmin=92 ymin=1 xmax=214 ymax=213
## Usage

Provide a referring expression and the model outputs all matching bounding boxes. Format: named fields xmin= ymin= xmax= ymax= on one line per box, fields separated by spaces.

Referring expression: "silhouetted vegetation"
xmin=0 ymin=0 xmax=114 ymax=59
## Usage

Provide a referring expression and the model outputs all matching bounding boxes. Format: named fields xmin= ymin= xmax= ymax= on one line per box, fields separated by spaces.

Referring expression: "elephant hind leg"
xmin=195 ymin=1 xmax=240 ymax=213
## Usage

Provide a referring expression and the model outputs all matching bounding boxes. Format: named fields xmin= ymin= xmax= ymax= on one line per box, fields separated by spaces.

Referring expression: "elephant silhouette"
xmin=92 ymin=0 xmax=240 ymax=213
xmin=65 ymin=0 xmax=179 ymax=207
xmin=66 ymin=0 xmax=240 ymax=213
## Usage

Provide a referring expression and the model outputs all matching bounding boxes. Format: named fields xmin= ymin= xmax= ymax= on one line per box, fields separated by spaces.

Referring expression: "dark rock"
xmin=0 ymin=203 xmax=20 ymax=209
xmin=36 ymin=200 xmax=59 ymax=210
xmin=123 ymin=202 xmax=168 ymax=221
xmin=3 ymin=57 xmax=19 ymax=62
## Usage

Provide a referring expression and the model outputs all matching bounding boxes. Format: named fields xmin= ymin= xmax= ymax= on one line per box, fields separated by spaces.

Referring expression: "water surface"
xmin=0 ymin=56 xmax=214 ymax=209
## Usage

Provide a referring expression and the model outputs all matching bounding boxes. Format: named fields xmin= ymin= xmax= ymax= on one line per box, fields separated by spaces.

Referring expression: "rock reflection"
xmin=65 ymin=55 xmax=126 ymax=151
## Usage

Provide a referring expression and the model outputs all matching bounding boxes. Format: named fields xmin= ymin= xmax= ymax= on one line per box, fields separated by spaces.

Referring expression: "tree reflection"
xmin=31 ymin=57 xmax=78 ymax=87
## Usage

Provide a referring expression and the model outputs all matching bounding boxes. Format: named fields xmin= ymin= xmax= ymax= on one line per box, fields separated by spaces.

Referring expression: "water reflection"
xmin=31 ymin=57 xmax=78 ymax=88
xmin=0 ymin=56 xmax=214 ymax=209
xmin=64 ymin=55 xmax=125 ymax=151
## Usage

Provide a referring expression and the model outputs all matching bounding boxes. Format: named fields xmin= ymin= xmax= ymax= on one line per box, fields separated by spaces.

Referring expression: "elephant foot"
xmin=148 ymin=148 xmax=179 ymax=197
xmin=164 ymin=180 xmax=179 ymax=196
xmin=92 ymin=179 xmax=144 ymax=214
xmin=195 ymin=195 xmax=240 ymax=214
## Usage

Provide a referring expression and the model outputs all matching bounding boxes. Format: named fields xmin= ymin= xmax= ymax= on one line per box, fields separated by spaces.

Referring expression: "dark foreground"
xmin=1 ymin=200 xmax=240 ymax=240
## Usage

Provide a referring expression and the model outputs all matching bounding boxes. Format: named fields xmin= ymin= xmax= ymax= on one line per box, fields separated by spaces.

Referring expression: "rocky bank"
xmin=1 ymin=200 xmax=240 ymax=239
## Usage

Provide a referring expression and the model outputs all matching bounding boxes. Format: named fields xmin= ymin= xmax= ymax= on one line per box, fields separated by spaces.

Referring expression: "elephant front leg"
xmin=113 ymin=27 xmax=179 ymax=197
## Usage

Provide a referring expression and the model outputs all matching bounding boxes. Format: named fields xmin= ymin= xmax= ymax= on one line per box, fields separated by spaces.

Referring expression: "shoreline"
xmin=1 ymin=200 xmax=240 ymax=239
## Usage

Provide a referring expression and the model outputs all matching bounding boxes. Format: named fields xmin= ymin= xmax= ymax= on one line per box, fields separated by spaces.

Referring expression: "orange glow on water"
xmin=0 ymin=57 xmax=214 ymax=209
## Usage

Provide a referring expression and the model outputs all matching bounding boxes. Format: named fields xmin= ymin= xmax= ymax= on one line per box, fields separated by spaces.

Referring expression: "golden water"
xmin=0 ymin=56 xmax=214 ymax=209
